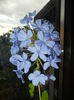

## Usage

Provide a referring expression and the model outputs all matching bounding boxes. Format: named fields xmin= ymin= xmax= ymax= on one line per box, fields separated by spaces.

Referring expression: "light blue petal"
xmin=44 ymin=75 xmax=48 ymax=81
xmin=24 ymin=66 xmax=29 ymax=73
xmin=39 ymin=74 xmax=48 ymax=85
xmin=44 ymin=33 xmax=50 ymax=40
xmin=11 ymin=46 xmax=19 ymax=55
xmin=49 ymin=75 xmax=56 ymax=81
xmin=28 ymin=73 xmax=35 ymax=81
xmin=41 ymin=24 xmax=49 ymax=32
xmin=31 ymin=23 xmax=37 ymax=29
xmin=43 ymin=62 xmax=50 ymax=70
xmin=32 ymin=77 xmax=39 ymax=86
xmin=15 ymin=70 xmax=23 ymax=79
xmin=49 ymin=23 xmax=54 ymax=33
xmin=19 ymin=62 xmax=25 ymax=70
xmin=55 ymin=49 xmax=61 ymax=56
xmin=39 ymin=53 xmax=47 ymax=62
xmin=54 ymin=56 xmax=61 ymax=62
xmin=27 ymin=39 xmax=31 ymax=45
xmin=22 ymin=52 xmax=27 ymax=60
xmin=24 ymin=61 xmax=31 ymax=73
xmin=51 ymin=60 xmax=59 ymax=69
xmin=41 ymin=44 xmax=51 ymax=55
xmin=53 ymin=44 xmax=61 ymax=56
xmin=26 ymin=17 xmax=32 ymax=23
xmin=29 ymin=10 xmax=36 ymax=17
xmin=46 ymin=41 xmax=55 ymax=48
xmin=28 ymin=46 xmax=37 ymax=53
xmin=26 ymin=61 xmax=31 ymax=68
xmin=18 ymin=30 xmax=27 ymax=41
xmin=20 ymin=18 xmax=26 ymax=24
xmin=17 ymin=61 xmax=21 ymax=70
xmin=39 ymin=77 xmax=45 ymax=85
xmin=20 ymin=15 xmax=28 ymax=24
xmin=9 ymin=56 xmax=17 ymax=66
xmin=15 ymin=55 xmax=23 ymax=61
xmin=38 ymin=31 xmax=44 ymax=40
xmin=20 ymin=41 xmax=27 ymax=48
xmin=20 ymin=39 xmax=31 ymax=48
xmin=13 ymin=69 xmax=25 ymax=84
xmin=35 ymin=40 xmax=43 ymax=47
xmin=30 ymin=53 xmax=38 ymax=61
xmin=51 ymin=31 xmax=59 ymax=40
xmin=16 ymin=72 xmax=22 ymax=79
xmin=27 ymin=30 xmax=33 ymax=38
xmin=34 ymin=71 xmax=40 ymax=76
xmin=41 ymin=75 xmax=48 ymax=81
xmin=35 ymin=44 xmax=40 ymax=50
xmin=21 ymin=15 xmax=32 ymax=24
xmin=36 ymin=19 xmax=41 ymax=27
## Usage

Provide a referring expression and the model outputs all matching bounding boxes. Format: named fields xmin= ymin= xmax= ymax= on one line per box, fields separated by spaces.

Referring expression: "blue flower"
xmin=9 ymin=55 xmax=20 ymax=66
xmin=48 ymin=23 xmax=55 ymax=33
xmin=10 ymin=28 xmax=20 ymax=44
xmin=31 ymin=19 xmax=50 ymax=32
xmin=53 ymin=44 xmax=61 ymax=56
xmin=17 ymin=30 xmax=32 ymax=48
xmin=10 ymin=53 xmax=31 ymax=73
xmin=43 ymin=55 xmax=61 ymax=70
xmin=51 ymin=31 xmax=60 ymax=41
xmin=10 ymin=45 xmax=19 ymax=55
xmin=20 ymin=15 xmax=32 ymax=24
xmin=38 ymin=31 xmax=55 ymax=48
xmin=28 ymin=70 xmax=48 ymax=86
xmin=20 ymin=10 xmax=36 ymax=25
xmin=17 ymin=53 xmax=31 ymax=73
xmin=49 ymin=75 xmax=56 ymax=81
xmin=28 ymin=43 xmax=50 ymax=62
xmin=13 ymin=70 xmax=25 ymax=84
xmin=29 ymin=10 xmax=36 ymax=18
xmin=44 ymin=31 xmax=60 ymax=41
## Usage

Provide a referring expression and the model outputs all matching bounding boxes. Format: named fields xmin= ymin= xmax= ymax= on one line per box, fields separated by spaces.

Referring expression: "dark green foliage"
xmin=0 ymin=33 xmax=11 ymax=69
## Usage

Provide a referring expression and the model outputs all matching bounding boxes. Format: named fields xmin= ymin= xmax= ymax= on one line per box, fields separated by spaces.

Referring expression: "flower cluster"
xmin=9 ymin=11 xmax=61 ymax=86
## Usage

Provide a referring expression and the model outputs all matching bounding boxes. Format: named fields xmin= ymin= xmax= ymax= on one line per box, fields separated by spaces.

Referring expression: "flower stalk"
xmin=38 ymin=84 xmax=41 ymax=100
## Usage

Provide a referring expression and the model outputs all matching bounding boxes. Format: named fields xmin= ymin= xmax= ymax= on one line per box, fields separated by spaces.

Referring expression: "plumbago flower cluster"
xmin=9 ymin=10 xmax=61 ymax=99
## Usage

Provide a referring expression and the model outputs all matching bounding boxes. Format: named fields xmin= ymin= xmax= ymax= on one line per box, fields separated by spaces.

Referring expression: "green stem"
xmin=38 ymin=58 xmax=42 ymax=66
xmin=38 ymin=84 xmax=41 ymax=100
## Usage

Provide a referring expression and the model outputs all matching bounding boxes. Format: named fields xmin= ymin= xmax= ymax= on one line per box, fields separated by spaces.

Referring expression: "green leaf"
xmin=41 ymin=90 xmax=48 ymax=100
xmin=28 ymin=83 xmax=35 ymax=98
xmin=29 ymin=90 xmax=34 ymax=97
